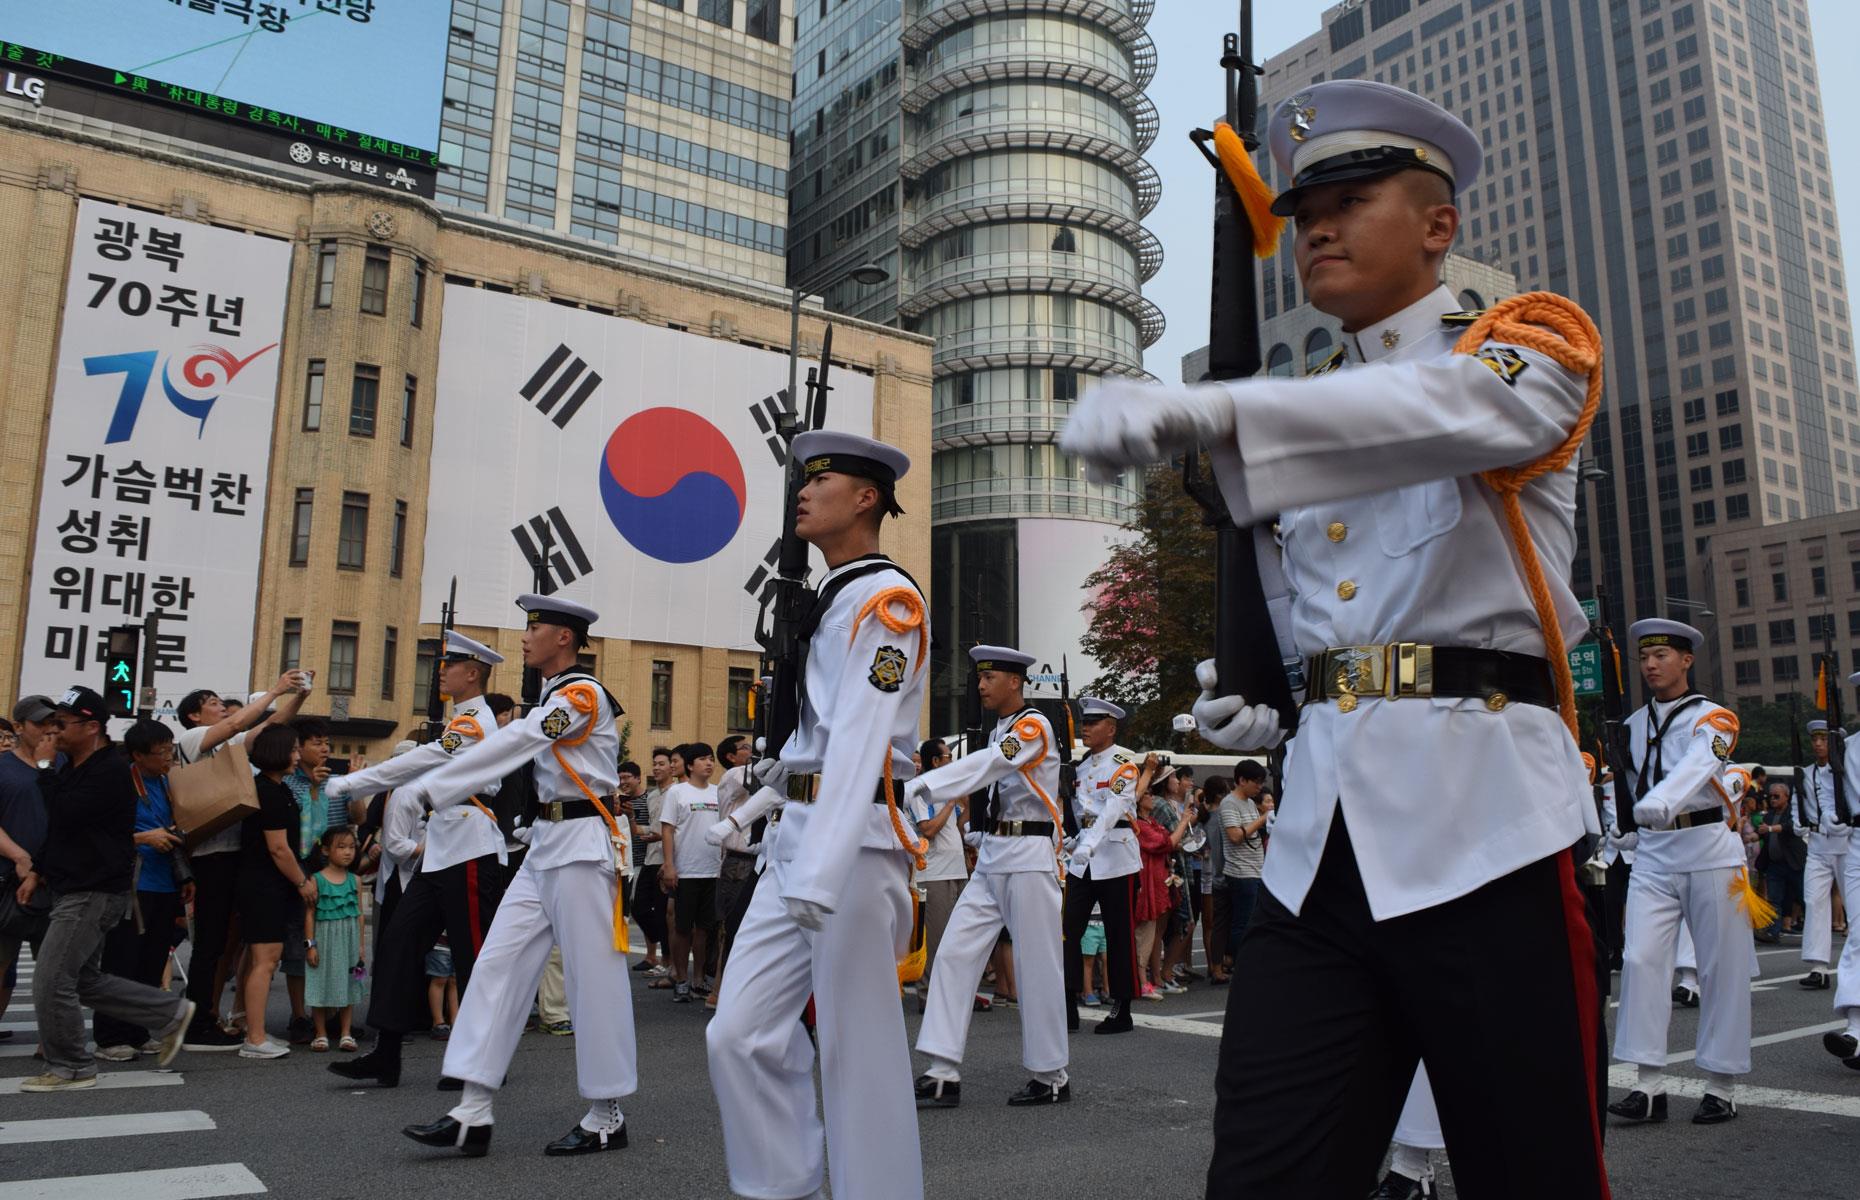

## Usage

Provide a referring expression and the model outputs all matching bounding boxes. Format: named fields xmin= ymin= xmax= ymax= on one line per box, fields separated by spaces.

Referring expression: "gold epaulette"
xmin=1440 ymin=310 xmax=1486 ymax=326
xmin=1310 ymin=346 xmax=1346 ymax=376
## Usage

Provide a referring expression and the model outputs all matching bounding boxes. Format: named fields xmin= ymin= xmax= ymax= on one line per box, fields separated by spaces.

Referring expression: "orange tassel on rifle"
xmin=1728 ymin=868 xmax=1778 ymax=930
xmin=1212 ymin=122 xmax=1284 ymax=256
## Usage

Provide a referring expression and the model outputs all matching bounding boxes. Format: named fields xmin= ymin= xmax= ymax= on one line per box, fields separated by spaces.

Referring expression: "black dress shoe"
xmin=1671 ymin=984 xmax=1700 ymax=1008
xmin=329 ymin=1052 xmax=400 ymax=1088
xmin=1692 ymin=1093 xmax=1738 ymax=1124
xmin=1822 ymin=1031 xmax=1860 ymax=1065
xmin=914 ymin=1075 xmax=960 ymax=1109
xmin=403 ymin=1116 xmax=492 ymax=1157
xmin=1801 ymin=970 xmax=1832 ymax=990
xmin=544 ymin=1122 xmax=627 ymax=1156
xmin=1093 ymin=1000 xmax=1133 ymax=1035
xmin=1605 ymin=1090 xmax=1668 ymax=1122
xmin=1005 ymin=1079 xmax=1071 ymax=1106
xmin=1372 ymin=1171 xmax=1437 ymax=1199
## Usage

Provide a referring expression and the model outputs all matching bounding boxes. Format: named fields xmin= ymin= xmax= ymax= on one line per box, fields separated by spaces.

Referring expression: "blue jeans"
xmin=1762 ymin=863 xmax=1804 ymax=935
xmin=1225 ymin=876 xmax=1261 ymax=964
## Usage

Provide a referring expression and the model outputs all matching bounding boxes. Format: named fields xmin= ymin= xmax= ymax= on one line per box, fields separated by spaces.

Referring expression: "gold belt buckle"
xmin=1389 ymin=642 xmax=1434 ymax=699
xmin=544 ymin=800 xmax=565 ymax=822
xmin=786 ymin=774 xmax=818 ymax=803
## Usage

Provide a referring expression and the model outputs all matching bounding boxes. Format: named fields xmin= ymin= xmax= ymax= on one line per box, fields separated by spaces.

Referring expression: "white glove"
xmin=1071 ymin=838 xmax=1096 ymax=865
xmin=1062 ymin=834 xmax=1079 ymax=854
xmin=751 ymin=757 xmax=789 ymax=793
xmin=1191 ymin=659 xmax=1287 ymax=751
xmin=784 ymin=896 xmax=831 ymax=930
xmin=704 ymin=817 xmax=737 ymax=847
xmin=904 ymin=777 xmax=928 ymax=806
xmin=1059 ymin=377 xmax=1237 ymax=484
xmin=1631 ymin=797 xmax=1669 ymax=829
xmin=325 ymin=775 xmax=353 ymax=800
xmin=512 ymin=823 xmax=534 ymax=846
xmin=963 ymin=830 xmax=984 ymax=849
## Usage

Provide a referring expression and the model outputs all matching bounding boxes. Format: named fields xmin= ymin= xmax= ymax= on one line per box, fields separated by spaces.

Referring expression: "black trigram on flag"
xmin=520 ymin=344 xmax=602 ymax=429
xmin=742 ymin=537 xmax=781 ymax=600
xmin=747 ymin=391 xmax=791 ymax=467
xmin=511 ymin=507 xmax=592 ymax=595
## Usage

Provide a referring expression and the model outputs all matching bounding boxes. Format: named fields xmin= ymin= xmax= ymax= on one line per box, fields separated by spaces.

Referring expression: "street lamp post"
xmin=787 ymin=262 xmax=890 ymax=416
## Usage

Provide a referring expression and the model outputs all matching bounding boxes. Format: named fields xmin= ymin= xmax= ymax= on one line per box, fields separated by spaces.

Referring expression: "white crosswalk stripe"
xmin=0 ymin=1111 xmax=216 ymax=1144
xmin=0 ymin=1071 xmax=184 ymax=1095
xmin=0 ymin=1164 xmax=266 ymax=1199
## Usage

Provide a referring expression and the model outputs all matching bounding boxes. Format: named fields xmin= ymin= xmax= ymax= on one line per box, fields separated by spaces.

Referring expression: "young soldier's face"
xmin=1080 ymin=713 xmax=1115 ymax=751
xmin=795 ymin=471 xmax=877 ymax=543
xmin=1638 ymin=646 xmax=1693 ymax=694
xmin=1813 ymin=732 xmax=1831 ymax=763
xmin=976 ymin=668 xmax=1020 ymax=714
xmin=1291 ymin=172 xmax=1457 ymax=328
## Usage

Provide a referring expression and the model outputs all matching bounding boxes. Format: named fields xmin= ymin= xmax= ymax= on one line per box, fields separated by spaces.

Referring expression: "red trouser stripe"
xmin=1126 ymin=874 xmax=1142 ymax=996
xmin=1553 ymin=849 xmax=1612 ymax=1200
xmin=464 ymin=860 xmax=486 ymax=953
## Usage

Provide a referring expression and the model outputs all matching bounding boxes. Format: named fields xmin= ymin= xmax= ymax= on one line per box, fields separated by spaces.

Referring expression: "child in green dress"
xmin=304 ymin=827 xmax=367 ymax=1052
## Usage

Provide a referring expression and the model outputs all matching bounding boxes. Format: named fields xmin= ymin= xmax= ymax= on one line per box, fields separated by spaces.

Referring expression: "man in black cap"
xmin=14 ymin=687 xmax=195 ymax=1091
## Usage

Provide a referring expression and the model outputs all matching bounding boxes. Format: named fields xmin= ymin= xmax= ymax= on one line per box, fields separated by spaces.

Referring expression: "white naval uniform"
xmin=1070 ymin=743 xmax=1141 ymax=879
xmin=1612 ymin=696 xmax=1755 ymax=1076
xmin=1602 ymin=786 xmax=1697 ymax=982
xmin=1205 ymin=284 xmax=1595 ymax=921
xmin=397 ymin=671 xmax=633 ymax=1106
xmin=915 ymin=707 xmax=1066 ymax=1084
xmin=327 ymin=695 xmax=506 ymax=873
xmin=1392 ymin=1064 xmax=1444 ymax=1151
xmin=1796 ymin=759 xmax=1856 ymax=970
xmin=707 ymin=556 xmax=928 ymax=1200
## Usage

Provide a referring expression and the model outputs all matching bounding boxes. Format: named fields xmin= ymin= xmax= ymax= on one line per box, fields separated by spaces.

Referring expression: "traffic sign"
xmin=1568 ymin=641 xmax=1602 ymax=698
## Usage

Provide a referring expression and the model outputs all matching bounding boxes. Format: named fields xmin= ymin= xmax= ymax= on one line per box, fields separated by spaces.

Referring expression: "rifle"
xmin=1058 ymin=656 xmax=1079 ymax=838
xmin=1821 ymin=641 xmax=1852 ymax=824
xmin=423 ymin=576 xmax=458 ymax=743
xmin=1594 ymin=585 xmax=1640 ymax=835
xmin=1790 ymin=692 xmax=1810 ymax=830
xmin=754 ymin=325 xmax=836 ymax=766
xmin=1182 ymin=13 xmax=1298 ymax=735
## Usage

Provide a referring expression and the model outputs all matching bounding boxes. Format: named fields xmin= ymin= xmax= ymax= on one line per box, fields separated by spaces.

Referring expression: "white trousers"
xmin=1675 ymin=920 xmax=1696 ymax=976
xmin=915 ymin=869 xmax=1066 ymax=1077
xmin=1802 ymin=845 xmax=1853 ymax=967
xmin=1392 ymin=1064 xmax=1444 ymax=1151
xmin=1614 ymin=865 xmax=1755 ymax=1076
xmin=707 ymin=847 xmax=920 ymax=1200
xmin=442 ymin=860 xmax=637 ymax=1099
xmin=1836 ymin=886 xmax=1860 ymax=1016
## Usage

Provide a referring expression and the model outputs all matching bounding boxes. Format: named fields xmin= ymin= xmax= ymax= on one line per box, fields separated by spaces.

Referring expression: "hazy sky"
xmin=1140 ymin=0 xmax=1860 ymax=377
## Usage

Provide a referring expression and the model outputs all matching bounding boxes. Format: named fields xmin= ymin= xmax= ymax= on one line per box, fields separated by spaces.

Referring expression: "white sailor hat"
xmin=1267 ymin=79 xmax=1483 ymax=217
xmin=517 ymin=593 xmax=598 ymax=639
xmin=969 ymin=644 xmax=1035 ymax=677
xmin=1628 ymin=618 xmax=1703 ymax=653
xmin=1079 ymin=696 xmax=1126 ymax=722
xmin=443 ymin=630 xmax=504 ymax=666
xmin=1808 ymin=719 xmax=1830 ymax=735
xmin=791 ymin=430 xmax=910 ymax=516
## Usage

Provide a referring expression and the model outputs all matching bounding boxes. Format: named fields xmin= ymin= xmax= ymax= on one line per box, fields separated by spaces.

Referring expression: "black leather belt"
xmin=785 ymin=775 xmax=907 ymax=806
xmin=987 ymin=819 xmax=1055 ymax=837
xmin=1082 ymin=817 xmax=1133 ymax=832
xmin=1305 ymin=644 xmax=1556 ymax=711
xmin=533 ymin=798 xmax=605 ymax=822
xmin=724 ymin=849 xmax=759 ymax=861
xmin=1672 ymin=808 xmax=1731 ymax=831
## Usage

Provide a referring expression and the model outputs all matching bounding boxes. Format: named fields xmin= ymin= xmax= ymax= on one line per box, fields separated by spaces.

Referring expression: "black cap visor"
xmin=1270 ymin=146 xmax=1455 ymax=216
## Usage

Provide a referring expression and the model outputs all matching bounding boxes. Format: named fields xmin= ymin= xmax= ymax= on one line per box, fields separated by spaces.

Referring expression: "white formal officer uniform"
xmin=1612 ymin=622 xmax=1754 ymax=1098
xmin=1063 ymin=698 xmax=1143 ymax=1010
xmin=913 ymin=647 xmax=1067 ymax=1095
xmin=1795 ymin=720 xmax=1853 ymax=979
xmin=1831 ymin=679 xmax=1860 ymax=1059
xmin=1070 ymin=733 xmax=1141 ymax=879
xmin=398 ymin=598 xmax=632 ymax=1141
xmin=707 ymin=431 xmax=930 ymax=1200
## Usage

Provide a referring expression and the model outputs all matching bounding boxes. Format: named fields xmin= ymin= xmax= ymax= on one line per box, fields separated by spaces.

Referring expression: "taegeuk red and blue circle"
xmin=598 ymin=407 xmax=747 ymax=563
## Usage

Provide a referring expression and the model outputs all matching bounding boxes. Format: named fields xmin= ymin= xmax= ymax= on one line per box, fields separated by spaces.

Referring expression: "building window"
xmin=1733 ymin=577 xmax=1750 ymax=608
xmin=728 ymin=667 xmax=754 ymax=732
xmin=746 ymin=0 xmax=778 ymax=41
xmin=1730 ymin=624 xmax=1757 ymax=650
xmin=1691 ymin=500 xmax=1715 ymax=526
xmin=382 ymin=627 xmax=398 ymax=700
xmin=1733 ymin=660 xmax=1760 ymax=687
xmin=697 ymin=0 xmax=731 ymax=26
xmin=1724 ymin=493 xmax=1750 ymax=521
xmin=1769 ymin=619 xmax=1796 ymax=645
xmin=315 ymin=239 xmax=337 ymax=308
xmin=360 ymin=244 xmax=390 ymax=315
xmin=1808 ymin=614 xmax=1835 ymax=642
xmin=401 ymin=375 xmax=417 ymax=447
xmin=290 ymin=488 xmax=313 ymax=565
xmin=651 ymin=659 xmax=674 ymax=729
xmin=1812 ymin=564 xmax=1827 ymax=597
xmin=391 ymin=500 xmax=407 ymax=578
xmin=413 ymin=638 xmax=438 ymax=714
xmin=338 ymin=492 xmax=369 ymax=570
xmin=350 ymin=364 xmax=380 ymax=437
xmin=1772 ymin=655 xmax=1800 ymax=683
xmin=1849 ymin=610 xmax=1860 ymax=639
xmin=304 ymin=360 xmax=325 ymax=431
xmin=1773 ymin=571 xmax=1788 ymax=603
xmin=329 ymin=621 xmax=359 ymax=695
xmin=280 ymin=618 xmax=302 ymax=672
xmin=1265 ymin=344 xmax=1294 ymax=376
xmin=1303 ymin=328 xmax=1335 ymax=374
xmin=411 ymin=258 xmax=426 ymax=327
xmin=1852 ymin=560 xmax=1860 ymax=592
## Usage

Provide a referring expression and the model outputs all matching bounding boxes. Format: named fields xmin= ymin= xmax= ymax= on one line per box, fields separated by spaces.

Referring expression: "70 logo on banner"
xmin=86 ymin=344 xmax=279 ymax=444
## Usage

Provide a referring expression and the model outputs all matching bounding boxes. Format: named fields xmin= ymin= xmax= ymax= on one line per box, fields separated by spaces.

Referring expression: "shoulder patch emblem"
xmin=1473 ymin=345 xmax=1529 ymax=386
xmin=1711 ymin=734 xmax=1731 ymax=761
xmin=868 ymin=645 xmax=907 ymax=693
xmin=540 ymin=707 xmax=573 ymax=740
xmin=439 ymin=730 xmax=464 ymax=754
xmin=999 ymin=735 xmax=1022 ymax=759
xmin=1110 ymin=774 xmax=1128 ymax=794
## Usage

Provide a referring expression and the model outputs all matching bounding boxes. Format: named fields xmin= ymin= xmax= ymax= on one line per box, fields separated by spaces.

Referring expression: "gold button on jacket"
xmin=1327 ymin=522 xmax=1348 ymax=542
xmin=1337 ymin=580 xmax=1358 ymax=601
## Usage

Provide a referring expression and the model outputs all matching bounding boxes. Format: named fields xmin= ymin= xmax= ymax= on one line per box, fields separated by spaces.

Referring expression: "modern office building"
xmin=1700 ymin=509 xmax=1860 ymax=708
xmin=1257 ymin=0 xmax=1859 ymax=631
xmin=790 ymin=0 xmax=1165 ymax=730
xmin=438 ymin=0 xmax=791 ymax=285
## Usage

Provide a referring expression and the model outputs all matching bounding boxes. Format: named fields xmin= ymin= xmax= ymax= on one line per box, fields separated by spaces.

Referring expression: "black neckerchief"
xmin=1634 ymin=692 xmax=1707 ymax=800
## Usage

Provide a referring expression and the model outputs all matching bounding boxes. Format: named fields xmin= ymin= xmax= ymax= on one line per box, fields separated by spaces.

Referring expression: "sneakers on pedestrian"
xmin=238 ymin=1039 xmax=291 ymax=1059
xmin=94 ymin=1044 xmax=139 ymax=1062
xmin=672 ymin=982 xmax=693 ymax=1004
xmin=156 ymin=1000 xmax=197 ymax=1068
xmin=431 ymin=1023 xmax=452 ymax=1041
xmin=18 ymin=1073 xmax=97 ymax=1093
xmin=286 ymin=1015 xmax=315 ymax=1046
xmin=138 ymin=1038 xmax=165 ymax=1054
xmin=1080 ymin=992 xmax=1102 ymax=1006
xmin=1160 ymin=981 xmax=1187 ymax=996
xmin=543 ymin=1020 xmax=574 ymax=1036
xmin=645 ymin=964 xmax=669 ymax=978
xmin=181 ymin=1022 xmax=244 ymax=1052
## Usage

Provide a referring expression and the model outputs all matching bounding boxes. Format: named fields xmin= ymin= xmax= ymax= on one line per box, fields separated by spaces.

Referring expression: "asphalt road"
xmin=0 ymin=930 xmax=1854 ymax=1198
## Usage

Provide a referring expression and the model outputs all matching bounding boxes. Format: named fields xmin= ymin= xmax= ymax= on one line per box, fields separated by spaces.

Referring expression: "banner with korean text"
xmin=18 ymin=199 xmax=290 ymax=707
xmin=423 ymin=285 xmax=874 ymax=651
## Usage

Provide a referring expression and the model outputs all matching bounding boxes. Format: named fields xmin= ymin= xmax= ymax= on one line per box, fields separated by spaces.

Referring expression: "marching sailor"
xmin=910 ymin=646 xmax=1068 ymax=1108
xmin=1063 ymin=696 xmax=1142 ymax=1035
xmin=706 ymin=431 xmax=931 ymax=1200
xmin=1796 ymin=719 xmax=1851 ymax=990
xmin=1060 ymin=79 xmax=1613 ymax=1196
xmin=1822 ymin=674 xmax=1860 ymax=1070
xmin=327 ymin=631 xmax=510 ymax=1089
xmin=1608 ymin=620 xmax=1760 ymax=1127
xmin=395 ymin=595 xmax=635 ymax=1158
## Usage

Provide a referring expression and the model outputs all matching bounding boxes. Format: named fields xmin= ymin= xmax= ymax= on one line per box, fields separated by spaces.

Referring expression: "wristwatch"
xmin=305 ymin=939 xmax=317 ymax=949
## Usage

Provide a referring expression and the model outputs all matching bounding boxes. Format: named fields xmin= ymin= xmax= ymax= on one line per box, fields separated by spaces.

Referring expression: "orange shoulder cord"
xmin=1693 ymin=709 xmax=1774 ymax=929
xmin=446 ymin=714 xmax=500 ymax=828
xmin=1450 ymin=293 xmax=1605 ymax=744
xmin=1009 ymin=716 xmax=1067 ymax=884
xmin=548 ymin=684 xmax=629 ymax=952
xmin=850 ymin=586 xmax=931 ymax=870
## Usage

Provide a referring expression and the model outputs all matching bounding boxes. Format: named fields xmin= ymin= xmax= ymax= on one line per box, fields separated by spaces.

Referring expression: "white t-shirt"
xmin=640 ymin=786 xmax=666 ymax=867
xmin=909 ymin=793 xmax=968 ymax=883
xmin=662 ymin=780 xmax=724 ymax=879
xmin=175 ymin=725 xmax=249 ymax=857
